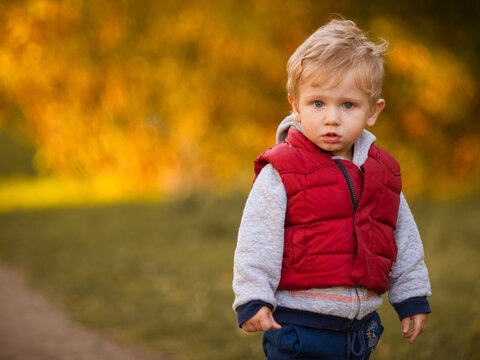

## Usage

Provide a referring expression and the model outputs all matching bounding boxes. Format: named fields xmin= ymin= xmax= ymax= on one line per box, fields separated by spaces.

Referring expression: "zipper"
xmin=334 ymin=160 xmax=358 ymax=212
xmin=334 ymin=160 xmax=361 ymax=324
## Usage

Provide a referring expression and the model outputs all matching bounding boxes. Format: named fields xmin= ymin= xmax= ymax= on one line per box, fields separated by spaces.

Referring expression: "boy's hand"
xmin=401 ymin=313 xmax=427 ymax=343
xmin=241 ymin=306 xmax=282 ymax=333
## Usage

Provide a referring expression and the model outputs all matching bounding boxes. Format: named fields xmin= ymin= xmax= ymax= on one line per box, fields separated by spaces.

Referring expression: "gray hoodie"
xmin=233 ymin=115 xmax=431 ymax=321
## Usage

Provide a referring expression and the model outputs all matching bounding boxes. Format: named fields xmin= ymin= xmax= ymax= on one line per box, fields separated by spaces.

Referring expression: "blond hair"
xmin=286 ymin=19 xmax=388 ymax=106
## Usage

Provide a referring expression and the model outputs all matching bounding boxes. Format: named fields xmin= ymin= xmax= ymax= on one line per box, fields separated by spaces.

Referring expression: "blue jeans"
xmin=262 ymin=312 xmax=383 ymax=359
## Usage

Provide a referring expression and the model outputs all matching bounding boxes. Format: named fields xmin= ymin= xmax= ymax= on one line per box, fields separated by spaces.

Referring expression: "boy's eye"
xmin=313 ymin=101 xmax=324 ymax=108
xmin=343 ymin=102 xmax=354 ymax=109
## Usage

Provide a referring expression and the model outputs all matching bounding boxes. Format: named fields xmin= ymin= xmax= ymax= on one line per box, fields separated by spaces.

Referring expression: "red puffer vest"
xmin=254 ymin=129 xmax=402 ymax=294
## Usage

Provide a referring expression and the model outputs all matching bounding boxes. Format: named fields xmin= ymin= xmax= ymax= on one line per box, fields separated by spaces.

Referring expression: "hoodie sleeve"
xmin=388 ymin=193 xmax=432 ymax=319
xmin=232 ymin=164 xmax=287 ymax=319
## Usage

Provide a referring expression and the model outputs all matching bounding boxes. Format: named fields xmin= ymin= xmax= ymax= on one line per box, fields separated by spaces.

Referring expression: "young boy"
xmin=233 ymin=19 xmax=431 ymax=359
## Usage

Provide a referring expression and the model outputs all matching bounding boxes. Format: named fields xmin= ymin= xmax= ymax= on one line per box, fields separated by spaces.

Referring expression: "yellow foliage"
xmin=0 ymin=2 xmax=478 ymax=203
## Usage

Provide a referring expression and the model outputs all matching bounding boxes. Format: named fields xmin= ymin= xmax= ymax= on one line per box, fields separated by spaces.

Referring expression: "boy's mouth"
xmin=322 ymin=132 xmax=340 ymax=143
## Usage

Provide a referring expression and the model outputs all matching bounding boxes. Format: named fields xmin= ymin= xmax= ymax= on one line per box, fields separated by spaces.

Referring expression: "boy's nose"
xmin=324 ymin=107 xmax=341 ymax=125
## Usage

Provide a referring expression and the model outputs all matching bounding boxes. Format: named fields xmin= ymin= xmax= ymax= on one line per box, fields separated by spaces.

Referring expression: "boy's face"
xmin=288 ymin=70 xmax=385 ymax=161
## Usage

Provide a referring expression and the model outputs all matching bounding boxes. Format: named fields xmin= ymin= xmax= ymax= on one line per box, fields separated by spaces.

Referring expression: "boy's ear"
xmin=288 ymin=94 xmax=301 ymax=122
xmin=366 ymin=98 xmax=385 ymax=127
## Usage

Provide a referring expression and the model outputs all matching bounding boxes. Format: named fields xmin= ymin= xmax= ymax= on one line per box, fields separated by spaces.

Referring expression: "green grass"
xmin=376 ymin=198 xmax=480 ymax=359
xmin=0 ymin=194 xmax=479 ymax=359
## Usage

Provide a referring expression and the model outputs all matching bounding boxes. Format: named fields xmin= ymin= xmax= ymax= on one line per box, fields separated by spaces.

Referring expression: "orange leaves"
xmin=369 ymin=16 xmax=479 ymax=198
xmin=402 ymin=110 xmax=428 ymax=140
xmin=389 ymin=39 xmax=475 ymax=121
xmin=0 ymin=2 xmax=478 ymax=199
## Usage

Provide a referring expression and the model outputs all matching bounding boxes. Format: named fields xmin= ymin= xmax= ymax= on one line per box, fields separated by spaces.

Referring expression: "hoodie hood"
xmin=276 ymin=114 xmax=302 ymax=143
xmin=276 ymin=113 xmax=377 ymax=167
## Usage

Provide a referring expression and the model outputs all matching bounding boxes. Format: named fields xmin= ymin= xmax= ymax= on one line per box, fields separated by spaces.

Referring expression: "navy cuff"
xmin=236 ymin=300 xmax=273 ymax=328
xmin=393 ymin=296 xmax=431 ymax=320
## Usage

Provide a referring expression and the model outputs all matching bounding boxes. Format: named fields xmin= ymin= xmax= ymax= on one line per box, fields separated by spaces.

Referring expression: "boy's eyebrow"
xmin=303 ymin=93 xmax=364 ymax=103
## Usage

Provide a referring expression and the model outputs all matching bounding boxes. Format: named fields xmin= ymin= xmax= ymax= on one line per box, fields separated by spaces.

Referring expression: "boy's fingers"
xmin=409 ymin=325 xmax=422 ymax=343
xmin=268 ymin=311 xmax=282 ymax=330
xmin=409 ymin=316 xmax=427 ymax=343
xmin=259 ymin=314 xmax=272 ymax=331
xmin=242 ymin=322 xmax=255 ymax=333
xmin=254 ymin=310 xmax=281 ymax=331
xmin=401 ymin=314 xmax=427 ymax=343
xmin=271 ymin=320 xmax=282 ymax=330
xmin=401 ymin=317 xmax=411 ymax=337
xmin=241 ymin=307 xmax=281 ymax=333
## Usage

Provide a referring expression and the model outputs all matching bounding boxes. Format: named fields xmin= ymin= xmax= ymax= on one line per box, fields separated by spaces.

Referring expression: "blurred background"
xmin=0 ymin=0 xmax=479 ymax=359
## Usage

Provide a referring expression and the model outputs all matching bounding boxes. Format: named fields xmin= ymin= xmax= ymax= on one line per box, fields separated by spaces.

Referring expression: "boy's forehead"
xmin=307 ymin=71 xmax=342 ymax=89
xmin=299 ymin=62 xmax=353 ymax=89
xmin=301 ymin=67 xmax=355 ymax=91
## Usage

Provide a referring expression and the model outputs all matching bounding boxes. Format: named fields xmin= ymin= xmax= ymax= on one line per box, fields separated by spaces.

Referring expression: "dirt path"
xmin=0 ymin=264 xmax=166 ymax=360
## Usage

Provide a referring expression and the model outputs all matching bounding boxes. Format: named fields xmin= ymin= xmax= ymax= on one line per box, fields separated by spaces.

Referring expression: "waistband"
xmin=273 ymin=306 xmax=375 ymax=331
